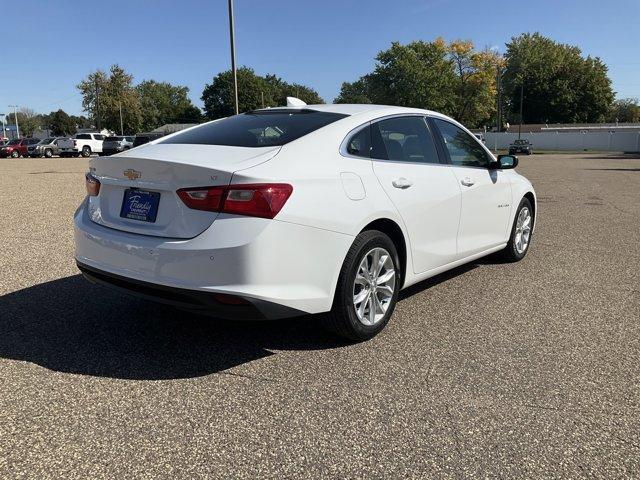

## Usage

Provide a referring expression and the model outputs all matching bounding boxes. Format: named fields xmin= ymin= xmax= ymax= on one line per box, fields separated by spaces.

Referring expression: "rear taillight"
xmin=177 ymin=183 xmax=293 ymax=219
xmin=85 ymin=172 xmax=100 ymax=196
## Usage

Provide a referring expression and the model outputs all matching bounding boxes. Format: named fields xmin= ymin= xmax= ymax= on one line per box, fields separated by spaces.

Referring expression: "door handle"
xmin=392 ymin=177 xmax=413 ymax=189
xmin=460 ymin=177 xmax=475 ymax=187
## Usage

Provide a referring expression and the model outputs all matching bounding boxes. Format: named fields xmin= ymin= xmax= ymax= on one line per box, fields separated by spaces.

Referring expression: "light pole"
xmin=9 ymin=105 xmax=19 ymax=138
xmin=0 ymin=114 xmax=6 ymax=140
xmin=228 ymin=0 xmax=239 ymax=115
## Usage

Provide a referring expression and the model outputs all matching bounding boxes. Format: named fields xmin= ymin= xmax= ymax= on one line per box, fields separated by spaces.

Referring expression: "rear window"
xmin=161 ymin=109 xmax=348 ymax=147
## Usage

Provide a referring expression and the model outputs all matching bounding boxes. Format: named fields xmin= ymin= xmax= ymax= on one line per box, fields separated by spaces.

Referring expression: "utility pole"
xmin=9 ymin=105 xmax=19 ymax=138
xmin=518 ymin=82 xmax=524 ymax=140
xmin=496 ymin=66 xmax=503 ymax=128
xmin=0 ymin=114 xmax=6 ymax=139
xmin=119 ymin=101 xmax=124 ymax=135
xmin=228 ymin=0 xmax=239 ymax=115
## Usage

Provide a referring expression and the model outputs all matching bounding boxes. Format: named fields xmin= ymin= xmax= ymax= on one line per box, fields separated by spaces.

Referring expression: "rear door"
xmin=430 ymin=117 xmax=512 ymax=257
xmin=368 ymin=116 xmax=461 ymax=274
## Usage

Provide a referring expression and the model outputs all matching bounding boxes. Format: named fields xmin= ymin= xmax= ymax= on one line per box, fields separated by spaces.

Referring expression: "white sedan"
xmin=74 ymin=102 xmax=536 ymax=341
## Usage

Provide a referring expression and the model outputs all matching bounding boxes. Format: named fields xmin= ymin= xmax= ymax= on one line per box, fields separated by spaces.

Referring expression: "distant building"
xmin=506 ymin=123 xmax=640 ymax=134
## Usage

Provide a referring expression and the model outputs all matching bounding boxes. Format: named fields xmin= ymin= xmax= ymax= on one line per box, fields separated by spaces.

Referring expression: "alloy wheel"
xmin=514 ymin=207 xmax=532 ymax=254
xmin=352 ymin=247 xmax=396 ymax=326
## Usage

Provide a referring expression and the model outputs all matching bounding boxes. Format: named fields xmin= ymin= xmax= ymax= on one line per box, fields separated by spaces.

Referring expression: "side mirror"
xmin=490 ymin=154 xmax=518 ymax=170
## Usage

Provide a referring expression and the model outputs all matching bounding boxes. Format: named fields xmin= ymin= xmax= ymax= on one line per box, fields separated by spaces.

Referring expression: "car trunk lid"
xmin=86 ymin=143 xmax=280 ymax=238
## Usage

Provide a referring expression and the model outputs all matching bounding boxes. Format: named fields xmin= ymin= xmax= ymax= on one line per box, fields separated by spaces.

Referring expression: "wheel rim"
xmin=514 ymin=207 xmax=532 ymax=254
xmin=352 ymin=247 xmax=396 ymax=326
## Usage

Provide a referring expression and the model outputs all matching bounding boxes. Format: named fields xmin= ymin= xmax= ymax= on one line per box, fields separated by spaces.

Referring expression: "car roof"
xmin=252 ymin=103 xmax=445 ymax=118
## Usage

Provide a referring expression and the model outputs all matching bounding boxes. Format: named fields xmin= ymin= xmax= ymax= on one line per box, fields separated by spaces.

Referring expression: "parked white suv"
xmin=59 ymin=133 xmax=105 ymax=157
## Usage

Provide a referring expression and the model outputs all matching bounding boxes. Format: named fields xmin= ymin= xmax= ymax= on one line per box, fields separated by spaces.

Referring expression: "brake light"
xmin=85 ymin=172 xmax=100 ymax=196
xmin=177 ymin=183 xmax=293 ymax=219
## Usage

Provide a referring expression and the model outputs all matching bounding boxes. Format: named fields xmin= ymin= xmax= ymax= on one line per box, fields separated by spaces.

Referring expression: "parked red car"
xmin=0 ymin=138 xmax=40 ymax=158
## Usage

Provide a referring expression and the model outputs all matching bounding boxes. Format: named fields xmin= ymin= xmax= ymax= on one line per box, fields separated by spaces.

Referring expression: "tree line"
xmin=7 ymin=32 xmax=638 ymax=138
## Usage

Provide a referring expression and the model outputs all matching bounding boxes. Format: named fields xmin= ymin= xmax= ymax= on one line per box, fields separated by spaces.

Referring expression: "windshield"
xmin=161 ymin=110 xmax=348 ymax=148
xmin=8 ymin=139 xmax=20 ymax=145
xmin=38 ymin=138 xmax=54 ymax=144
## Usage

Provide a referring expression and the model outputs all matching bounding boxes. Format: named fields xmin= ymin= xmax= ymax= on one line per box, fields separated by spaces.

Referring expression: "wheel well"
xmin=523 ymin=192 xmax=536 ymax=225
xmin=360 ymin=218 xmax=407 ymax=287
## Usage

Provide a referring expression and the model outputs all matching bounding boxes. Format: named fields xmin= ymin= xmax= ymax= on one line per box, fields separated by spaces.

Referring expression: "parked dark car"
xmin=509 ymin=139 xmax=533 ymax=155
xmin=28 ymin=137 xmax=64 ymax=158
xmin=101 ymin=136 xmax=135 ymax=156
xmin=133 ymin=132 xmax=164 ymax=148
xmin=0 ymin=138 xmax=40 ymax=158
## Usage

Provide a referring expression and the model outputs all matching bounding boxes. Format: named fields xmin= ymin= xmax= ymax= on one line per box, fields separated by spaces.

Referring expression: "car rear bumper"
xmin=74 ymin=199 xmax=353 ymax=317
xmin=77 ymin=261 xmax=304 ymax=319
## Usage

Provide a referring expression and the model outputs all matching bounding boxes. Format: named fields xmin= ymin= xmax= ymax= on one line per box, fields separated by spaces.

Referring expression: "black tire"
xmin=11 ymin=150 xmax=19 ymax=158
xmin=44 ymin=149 xmax=53 ymax=158
xmin=502 ymin=197 xmax=534 ymax=262
xmin=81 ymin=146 xmax=91 ymax=157
xmin=321 ymin=230 xmax=401 ymax=342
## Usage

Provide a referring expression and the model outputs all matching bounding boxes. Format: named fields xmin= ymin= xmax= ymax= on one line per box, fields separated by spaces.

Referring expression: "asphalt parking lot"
xmin=1 ymin=152 xmax=639 ymax=478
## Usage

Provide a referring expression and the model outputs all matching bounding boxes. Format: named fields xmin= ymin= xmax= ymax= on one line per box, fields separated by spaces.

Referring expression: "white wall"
xmin=484 ymin=131 xmax=640 ymax=152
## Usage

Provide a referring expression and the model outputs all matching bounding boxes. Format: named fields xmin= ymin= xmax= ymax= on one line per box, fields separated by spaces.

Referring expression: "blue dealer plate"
xmin=120 ymin=188 xmax=160 ymax=223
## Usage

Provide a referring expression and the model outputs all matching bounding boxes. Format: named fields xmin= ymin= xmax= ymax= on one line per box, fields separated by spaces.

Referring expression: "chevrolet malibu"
xmin=74 ymin=103 xmax=536 ymax=341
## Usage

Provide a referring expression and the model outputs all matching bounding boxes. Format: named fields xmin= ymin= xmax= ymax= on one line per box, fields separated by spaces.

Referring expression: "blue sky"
xmin=1 ymin=0 xmax=638 ymax=117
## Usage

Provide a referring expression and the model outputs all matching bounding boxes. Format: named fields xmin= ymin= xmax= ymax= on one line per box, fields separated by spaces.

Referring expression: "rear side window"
xmin=76 ymin=134 xmax=91 ymax=140
xmin=346 ymin=126 xmax=371 ymax=158
xmin=371 ymin=116 xmax=440 ymax=164
xmin=161 ymin=109 xmax=348 ymax=147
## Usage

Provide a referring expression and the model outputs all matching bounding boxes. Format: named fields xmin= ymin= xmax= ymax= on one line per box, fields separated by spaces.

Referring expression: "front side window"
xmin=162 ymin=109 xmax=348 ymax=148
xmin=371 ymin=116 xmax=440 ymax=164
xmin=432 ymin=118 xmax=490 ymax=168
xmin=346 ymin=126 xmax=371 ymax=158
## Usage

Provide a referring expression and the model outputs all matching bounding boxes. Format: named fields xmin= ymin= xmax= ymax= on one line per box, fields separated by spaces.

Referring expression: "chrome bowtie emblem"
xmin=123 ymin=169 xmax=141 ymax=180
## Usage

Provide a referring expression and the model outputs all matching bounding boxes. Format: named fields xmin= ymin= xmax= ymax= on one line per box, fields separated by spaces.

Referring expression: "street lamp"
xmin=0 ymin=113 xmax=6 ymax=140
xmin=228 ymin=0 xmax=239 ymax=115
xmin=8 ymin=105 xmax=19 ymax=138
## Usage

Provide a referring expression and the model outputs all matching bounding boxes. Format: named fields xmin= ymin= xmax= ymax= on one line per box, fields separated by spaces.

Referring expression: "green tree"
xmin=7 ymin=108 xmax=41 ymax=136
xmin=503 ymin=33 xmax=614 ymax=123
xmin=137 ymin=80 xmax=203 ymax=131
xmin=608 ymin=98 xmax=640 ymax=123
xmin=77 ymin=65 xmax=142 ymax=134
xmin=46 ymin=109 xmax=77 ymax=136
xmin=448 ymin=41 xmax=503 ymax=127
xmin=335 ymin=39 xmax=500 ymax=127
xmin=335 ymin=78 xmax=373 ymax=104
xmin=201 ymin=67 xmax=324 ymax=119
xmin=264 ymin=74 xmax=324 ymax=106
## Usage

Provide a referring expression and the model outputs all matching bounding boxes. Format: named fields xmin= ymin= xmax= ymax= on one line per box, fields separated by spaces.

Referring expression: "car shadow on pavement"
xmin=0 ymin=275 xmax=345 ymax=381
xmin=0 ymin=260 xmax=487 ymax=381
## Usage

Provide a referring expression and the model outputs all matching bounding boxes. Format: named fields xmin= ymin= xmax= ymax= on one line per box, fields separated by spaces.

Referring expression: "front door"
xmin=431 ymin=118 xmax=512 ymax=257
